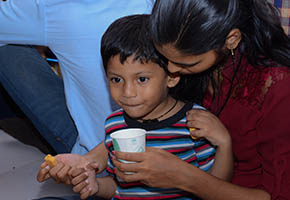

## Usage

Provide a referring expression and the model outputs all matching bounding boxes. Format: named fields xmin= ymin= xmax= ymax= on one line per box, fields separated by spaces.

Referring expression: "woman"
xmin=112 ymin=0 xmax=290 ymax=199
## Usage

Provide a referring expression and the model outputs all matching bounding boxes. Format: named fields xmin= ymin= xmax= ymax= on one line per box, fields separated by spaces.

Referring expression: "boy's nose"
xmin=123 ymin=82 xmax=137 ymax=97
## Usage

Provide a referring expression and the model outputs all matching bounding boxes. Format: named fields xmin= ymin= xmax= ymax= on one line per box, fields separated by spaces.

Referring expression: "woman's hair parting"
xmin=150 ymin=0 xmax=290 ymax=67
xmin=101 ymin=14 xmax=167 ymax=72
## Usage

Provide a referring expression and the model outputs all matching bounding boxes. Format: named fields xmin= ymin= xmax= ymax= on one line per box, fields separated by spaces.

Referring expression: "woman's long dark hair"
xmin=150 ymin=0 xmax=290 ymax=110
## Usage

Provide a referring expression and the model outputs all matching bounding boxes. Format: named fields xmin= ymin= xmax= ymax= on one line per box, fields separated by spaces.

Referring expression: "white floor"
xmin=0 ymin=129 xmax=75 ymax=200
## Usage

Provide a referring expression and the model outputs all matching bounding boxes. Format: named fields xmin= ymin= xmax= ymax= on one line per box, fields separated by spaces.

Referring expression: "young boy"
xmin=69 ymin=14 xmax=233 ymax=200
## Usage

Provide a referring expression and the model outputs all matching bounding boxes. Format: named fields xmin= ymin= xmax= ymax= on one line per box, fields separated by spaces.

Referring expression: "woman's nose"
xmin=168 ymin=62 xmax=182 ymax=74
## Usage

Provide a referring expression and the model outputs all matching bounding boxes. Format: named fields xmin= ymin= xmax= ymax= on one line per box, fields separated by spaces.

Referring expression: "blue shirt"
xmin=0 ymin=0 xmax=153 ymax=154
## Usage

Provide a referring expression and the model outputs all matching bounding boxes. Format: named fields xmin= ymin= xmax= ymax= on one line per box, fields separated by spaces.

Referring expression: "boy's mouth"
xmin=121 ymin=102 xmax=142 ymax=108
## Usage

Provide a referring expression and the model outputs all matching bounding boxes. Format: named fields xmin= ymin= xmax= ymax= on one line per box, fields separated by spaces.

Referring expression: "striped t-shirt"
xmin=104 ymin=102 xmax=216 ymax=200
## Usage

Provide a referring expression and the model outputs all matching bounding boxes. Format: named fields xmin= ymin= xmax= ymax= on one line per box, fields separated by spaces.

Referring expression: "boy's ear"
xmin=167 ymin=74 xmax=180 ymax=88
xmin=225 ymin=28 xmax=242 ymax=51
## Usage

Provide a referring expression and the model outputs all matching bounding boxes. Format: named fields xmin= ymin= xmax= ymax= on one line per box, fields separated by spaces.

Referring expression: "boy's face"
xmin=107 ymin=55 xmax=179 ymax=120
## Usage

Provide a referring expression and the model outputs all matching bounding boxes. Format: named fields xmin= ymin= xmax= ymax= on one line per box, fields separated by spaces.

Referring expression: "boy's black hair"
xmin=101 ymin=14 xmax=202 ymax=102
xmin=101 ymin=14 xmax=167 ymax=73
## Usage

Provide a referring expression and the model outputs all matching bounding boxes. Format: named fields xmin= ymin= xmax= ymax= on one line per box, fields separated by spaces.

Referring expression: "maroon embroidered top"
xmin=204 ymin=55 xmax=290 ymax=199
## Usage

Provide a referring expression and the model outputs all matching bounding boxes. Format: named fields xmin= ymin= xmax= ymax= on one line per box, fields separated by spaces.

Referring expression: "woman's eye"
xmin=110 ymin=77 xmax=122 ymax=83
xmin=138 ymin=77 xmax=149 ymax=83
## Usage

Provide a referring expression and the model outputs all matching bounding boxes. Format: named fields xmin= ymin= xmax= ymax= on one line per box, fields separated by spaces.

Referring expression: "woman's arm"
xmin=208 ymin=141 xmax=233 ymax=181
xmin=112 ymin=148 xmax=270 ymax=200
xmin=177 ymin=158 xmax=269 ymax=200
xmin=187 ymin=109 xmax=233 ymax=181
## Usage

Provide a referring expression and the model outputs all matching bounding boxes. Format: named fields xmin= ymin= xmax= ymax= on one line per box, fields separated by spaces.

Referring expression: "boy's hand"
xmin=70 ymin=163 xmax=99 ymax=199
xmin=186 ymin=109 xmax=231 ymax=147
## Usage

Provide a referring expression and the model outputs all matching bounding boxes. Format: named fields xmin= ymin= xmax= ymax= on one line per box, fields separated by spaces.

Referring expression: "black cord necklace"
xmin=141 ymin=99 xmax=178 ymax=123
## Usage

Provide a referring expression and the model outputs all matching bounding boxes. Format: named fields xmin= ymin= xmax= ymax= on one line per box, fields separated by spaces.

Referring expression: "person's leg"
xmin=0 ymin=45 xmax=78 ymax=153
xmin=0 ymin=84 xmax=16 ymax=119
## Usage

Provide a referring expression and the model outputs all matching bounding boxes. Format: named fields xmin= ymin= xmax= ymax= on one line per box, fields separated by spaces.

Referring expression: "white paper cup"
xmin=111 ymin=128 xmax=146 ymax=152
xmin=111 ymin=128 xmax=146 ymax=175
xmin=111 ymin=128 xmax=146 ymax=164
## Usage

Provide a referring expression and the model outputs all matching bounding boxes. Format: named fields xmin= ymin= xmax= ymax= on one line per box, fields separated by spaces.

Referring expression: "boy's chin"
xmin=124 ymin=111 xmax=147 ymax=121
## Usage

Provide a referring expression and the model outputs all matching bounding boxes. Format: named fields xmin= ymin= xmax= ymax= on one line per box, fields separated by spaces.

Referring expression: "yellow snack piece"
xmin=189 ymin=128 xmax=198 ymax=139
xmin=189 ymin=128 xmax=195 ymax=132
xmin=44 ymin=154 xmax=57 ymax=168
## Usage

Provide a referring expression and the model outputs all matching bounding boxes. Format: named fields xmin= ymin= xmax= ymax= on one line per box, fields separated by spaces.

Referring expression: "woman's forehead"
xmin=155 ymin=43 xmax=199 ymax=64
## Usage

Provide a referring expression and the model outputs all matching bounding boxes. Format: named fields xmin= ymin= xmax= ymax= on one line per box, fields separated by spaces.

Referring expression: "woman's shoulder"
xmin=245 ymin=61 xmax=290 ymax=80
xmin=264 ymin=64 xmax=290 ymax=85
xmin=255 ymin=64 xmax=290 ymax=99
xmin=233 ymin=62 xmax=290 ymax=109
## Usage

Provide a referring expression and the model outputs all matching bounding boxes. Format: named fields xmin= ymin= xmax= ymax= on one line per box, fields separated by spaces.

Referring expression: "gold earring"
xmin=231 ymin=49 xmax=234 ymax=56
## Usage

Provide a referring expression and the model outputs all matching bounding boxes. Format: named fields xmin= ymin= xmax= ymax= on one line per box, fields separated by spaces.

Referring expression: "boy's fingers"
xmin=80 ymin=185 xmax=90 ymax=194
xmin=73 ymin=179 xmax=88 ymax=193
xmin=70 ymin=167 xmax=86 ymax=177
xmin=87 ymin=162 xmax=99 ymax=171
xmin=80 ymin=187 xmax=92 ymax=200
xmin=71 ymin=173 xmax=89 ymax=185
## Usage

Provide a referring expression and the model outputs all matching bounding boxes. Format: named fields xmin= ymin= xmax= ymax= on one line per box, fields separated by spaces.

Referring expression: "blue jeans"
xmin=0 ymin=45 xmax=77 ymax=153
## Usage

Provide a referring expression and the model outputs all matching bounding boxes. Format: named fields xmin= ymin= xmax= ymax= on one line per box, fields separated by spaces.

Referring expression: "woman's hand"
xmin=186 ymin=109 xmax=231 ymax=147
xmin=112 ymin=147 xmax=190 ymax=188
xmin=36 ymin=154 xmax=99 ymax=184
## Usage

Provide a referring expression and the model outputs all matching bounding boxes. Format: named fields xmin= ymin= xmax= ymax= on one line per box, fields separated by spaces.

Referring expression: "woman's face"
xmin=155 ymin=43 xmax=220 ymax=75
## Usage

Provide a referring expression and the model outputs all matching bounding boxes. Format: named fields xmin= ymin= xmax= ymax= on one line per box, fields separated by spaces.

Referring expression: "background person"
xmin=0 ymin=0 xmax=153 ymax=154
xmin=0 ymin=45 xmax=77 ymax=153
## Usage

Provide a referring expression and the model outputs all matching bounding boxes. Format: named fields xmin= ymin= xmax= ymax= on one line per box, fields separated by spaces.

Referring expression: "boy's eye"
xmin=110 ymin=77 xmax=122 ymax=83
xmin=138 ymin=77 xmax=149 ymax=83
